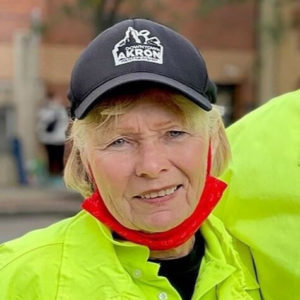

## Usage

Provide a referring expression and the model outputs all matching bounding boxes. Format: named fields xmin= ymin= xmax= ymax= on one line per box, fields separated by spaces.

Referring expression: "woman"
xmin=0 ymin=19 xmax=260 ymax=299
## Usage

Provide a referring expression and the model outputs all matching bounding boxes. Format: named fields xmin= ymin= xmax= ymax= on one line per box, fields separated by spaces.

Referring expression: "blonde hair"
xmin=64 ymin=86 xmax=231 ymax=197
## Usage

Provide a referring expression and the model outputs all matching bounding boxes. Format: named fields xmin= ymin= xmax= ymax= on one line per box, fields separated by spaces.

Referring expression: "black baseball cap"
xmin=68 ymin=18 xmax=216 ymax=119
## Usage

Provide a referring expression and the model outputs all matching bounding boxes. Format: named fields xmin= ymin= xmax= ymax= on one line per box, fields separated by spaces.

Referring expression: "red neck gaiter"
xmin=82 ymin=148 xmax=227 ymax=250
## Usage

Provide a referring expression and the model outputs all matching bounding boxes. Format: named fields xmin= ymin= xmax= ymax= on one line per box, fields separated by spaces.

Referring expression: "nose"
xmin=135 ymin=141 xmax=169 ymax=178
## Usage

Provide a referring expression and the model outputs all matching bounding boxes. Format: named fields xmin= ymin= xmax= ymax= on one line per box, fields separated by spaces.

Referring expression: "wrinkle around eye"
xmin=110 ymin=138 xmax=128 ymax=147
xmin=88 ymin=139 xmax=127 ymax=151
xmin=107 ymin=137 xmax=139 ymax=150
xmin=164 ymin=130 xmax=190 ymax=142
xmin=168 ymin=130 xmax=187 ymax=137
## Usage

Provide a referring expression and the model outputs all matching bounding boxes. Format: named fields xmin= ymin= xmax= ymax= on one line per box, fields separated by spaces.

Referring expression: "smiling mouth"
xmin=135 ymin=185 xmax=182 ymax=200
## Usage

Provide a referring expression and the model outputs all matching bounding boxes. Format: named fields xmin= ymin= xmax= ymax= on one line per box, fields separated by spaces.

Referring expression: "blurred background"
xmin=0 ymin=0 xmax=299 ymax=241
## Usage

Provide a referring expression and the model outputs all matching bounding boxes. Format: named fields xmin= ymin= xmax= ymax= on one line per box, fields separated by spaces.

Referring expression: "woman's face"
xmin=84 ymin=96 xmax=209 ymax=232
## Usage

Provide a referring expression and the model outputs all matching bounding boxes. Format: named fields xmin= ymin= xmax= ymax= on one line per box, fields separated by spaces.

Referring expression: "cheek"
xmin=178 ymin=143 xmax=207 ymax=175
xmin=89 ymin=153 xmax=134 ymax=193
xmin=175 ymin=141 xmax=208 ymax=200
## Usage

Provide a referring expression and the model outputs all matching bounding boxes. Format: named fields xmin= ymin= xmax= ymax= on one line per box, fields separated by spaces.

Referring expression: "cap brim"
xmin=74 ymin=72 xmax=212 ymax=119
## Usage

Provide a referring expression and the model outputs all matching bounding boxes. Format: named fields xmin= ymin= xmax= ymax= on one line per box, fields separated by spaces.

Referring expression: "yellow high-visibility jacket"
xmin=0 ymin=211 xmax=260 ymax=299
xmin=215 ymin=89 xmax=300 ymax=299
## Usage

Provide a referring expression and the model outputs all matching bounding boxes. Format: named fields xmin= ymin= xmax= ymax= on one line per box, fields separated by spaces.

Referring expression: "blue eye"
xmin=168 ymin=130 xmax=185 ymax=138
xmin=110 ymin=138 xmax=126 ymax=147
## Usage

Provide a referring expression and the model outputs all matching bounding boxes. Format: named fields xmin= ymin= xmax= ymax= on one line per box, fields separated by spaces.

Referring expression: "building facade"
xmin=0 ymin=0 xmax=299 ymax=184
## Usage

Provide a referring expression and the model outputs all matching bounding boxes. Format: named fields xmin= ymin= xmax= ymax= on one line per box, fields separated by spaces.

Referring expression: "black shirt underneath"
xmin=150 ymin=231 xmax=205 ymax=300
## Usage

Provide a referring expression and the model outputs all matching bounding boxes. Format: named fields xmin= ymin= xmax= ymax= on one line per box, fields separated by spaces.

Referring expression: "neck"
xmin=149 ymin=235 xmax=195 ymax=260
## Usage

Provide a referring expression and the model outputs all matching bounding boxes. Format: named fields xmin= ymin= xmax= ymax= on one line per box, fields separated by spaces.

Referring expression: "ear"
xmin=80 ymin=148 xmax=98 ymax=192
xmin=87 ymin=164 xmax=98 ymax=193
xmin=87 ymin=163 xmax=95 ymax=185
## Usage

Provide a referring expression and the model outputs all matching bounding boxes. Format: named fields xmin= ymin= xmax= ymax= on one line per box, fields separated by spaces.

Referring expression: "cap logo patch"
xmin=113 ymin=27 xmax=163 ymax=66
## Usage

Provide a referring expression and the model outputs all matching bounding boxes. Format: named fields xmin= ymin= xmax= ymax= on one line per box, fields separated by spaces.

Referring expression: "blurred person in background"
xmin=36 ymin=90 xmax=68 ymax=177
xmin=215 ymin=89 xmax=300 ymax=300
xmin=0 ymin=19 xmax=261 ymax=299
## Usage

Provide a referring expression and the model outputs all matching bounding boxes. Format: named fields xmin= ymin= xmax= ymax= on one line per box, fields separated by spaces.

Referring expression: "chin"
xmin=141 ymin=212 xmax=185 ymax=233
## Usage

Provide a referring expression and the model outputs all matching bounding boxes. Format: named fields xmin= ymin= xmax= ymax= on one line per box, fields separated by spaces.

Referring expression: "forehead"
xmin=103 ymin=97 xmax=185 ymax=134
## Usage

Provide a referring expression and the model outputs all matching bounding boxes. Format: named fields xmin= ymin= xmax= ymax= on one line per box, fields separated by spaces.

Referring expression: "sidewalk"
xmin=0 ymin=185 xmax=82 ymax=216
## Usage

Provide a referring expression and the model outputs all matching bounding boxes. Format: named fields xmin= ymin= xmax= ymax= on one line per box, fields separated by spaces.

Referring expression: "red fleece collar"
xmin=82 ymin=175 xmax=226 ymax=250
